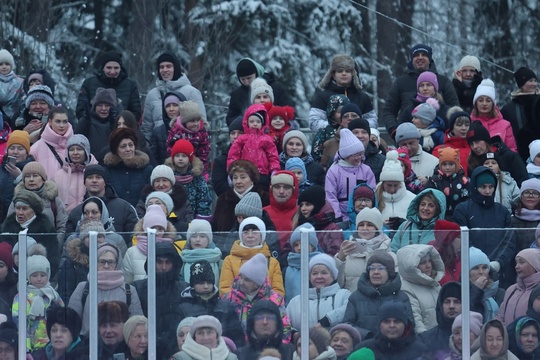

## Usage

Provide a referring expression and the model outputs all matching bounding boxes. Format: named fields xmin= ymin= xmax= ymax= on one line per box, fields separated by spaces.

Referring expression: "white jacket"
xmin=410 ymin=148 xmax=439 ymax=178
xmin=378 ymin=182 xmax=416 ymax=220
xmin=494 ymin=171 xmax=520 ymax=212
xmin=122 ymin=245 xmax=147 ymax=284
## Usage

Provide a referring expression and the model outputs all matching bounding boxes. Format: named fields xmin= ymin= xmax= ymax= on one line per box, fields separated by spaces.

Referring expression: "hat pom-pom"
xmin=284 ymin=106 xmax=295 ymax=121
xmin=386 ymin=150 xmax=398 ymax=161
xmin=426 ymin=97 xmax=440 ymax=111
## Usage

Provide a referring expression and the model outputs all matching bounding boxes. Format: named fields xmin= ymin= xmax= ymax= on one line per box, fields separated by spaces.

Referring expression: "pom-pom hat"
xmin=473 ymin=79 xmax=497 ymax=105
xmin=379 ymin=150 xmax=404 ymax=182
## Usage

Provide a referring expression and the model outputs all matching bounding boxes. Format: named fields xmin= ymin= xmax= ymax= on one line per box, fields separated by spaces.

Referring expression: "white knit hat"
xmin=0 ymin=49 xmax=14 ymax=68
xmin=529 ymin=140 xmax=540 ymax=159
xmin=459 ymin=55 xmax=481 ymax=72
xmin=186 ymin=219 xmax=213 ymax=244
xmin=338 ymin=128 xmax=364 ymax=159
xmin=145 ymin=191 xmax=174 ymax=214
xmin=239 ymin=216 xmax=267 ymax=242
xmin=150 ymin=165 xmax=176 ymax=186
xmin=473 ymin=79 xmax=497 ymax=105
xmin=27 ymin=255 xmax=50 ymax=281
xmin=379 ymin=150 xmax=404 ymax=182
xmin=309 ymin=253 xmax=338 ymax=280
xmin=356 ymin=207 xmax=384 ymax=232
xmin=250 ymin=78 xmax=274 ymax=103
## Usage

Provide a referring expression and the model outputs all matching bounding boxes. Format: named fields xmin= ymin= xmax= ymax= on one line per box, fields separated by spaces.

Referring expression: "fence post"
xmin=146 ymin=228 xmax=157 ymax=359
xmin=299 ymin=227 xmax=312 ymax=360
xmin=460 ymin=226 xmax=471 ymax=359
xmin=88 ymin=231 xmax=98 ymax=360
xmin=17 ymin=229 xmax=28 ymax=357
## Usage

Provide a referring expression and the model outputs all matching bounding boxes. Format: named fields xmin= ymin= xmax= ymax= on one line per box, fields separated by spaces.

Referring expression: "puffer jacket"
xmin=30 ymin=123 xmax=74 ymax=179
xmin=471 ymin=108 xmax=517 ymax=152
xmin=511 ymin=210 xmax=540 ymax=253
xmin=0 ymin=71 xmax=24 ymax=125
xmin=426 ymin=166 xmax=470 ymax=220
xmin=397 ymin=244 xmax=445 ymax=334
xmin=377 ymin=181 xmax=416 ymax=220
xmin=497 ymin=271 xmax=540 ymax=326
xmin=391 ymin=188 xmax=447 ymax=252
xmin=57 ymin=238 xmax=90 ymax=303
xmin=286 ymin=282 xmax=350 ymax=330
xmin=166 ymin=119 xmax=210 ymax=171
xmin=52 ymin=154 xmax=98 ymax=212
xmin=493 ymin=171 xmax=520 ymax=212
xmin=410 ymin=147 xmax=440 ymax=178
xmin=75 ymin=109 xmax=118 ymax=163
xmin=364 ymin=141 xmax=386 ymax=182
xmin=227 ymin=104 xmax=280 ymax=176
xmin=432 ymin=131 xmax=472 ymax=176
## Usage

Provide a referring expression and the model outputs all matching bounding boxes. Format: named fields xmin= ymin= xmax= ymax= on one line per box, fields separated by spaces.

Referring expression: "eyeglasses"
xmin=523 ymin=190 xmax=540 ymax=198
xmin=255 ymin=314 xmax=277 ymax=322
xmin=356 ymin=198 xmax=373 ymax=204
xmin=368 ymin=265 xmax=387 ymax=272
xmin=98 ymin=259 xmax=117 ymax=267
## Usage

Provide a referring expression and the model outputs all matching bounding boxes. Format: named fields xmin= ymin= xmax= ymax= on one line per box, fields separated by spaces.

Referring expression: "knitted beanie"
xmin=396 ymin=147 xmax=412 ymax=176
xmin=448 ymin=110 xmax=471 ymax=131
xmin=271 ymin=172 xmax=295 ymax=188
xmin=395 ymin=122 xmax=421 ymax=144
xmin=516 ymin=248 xmax=540 ymax=272
xmin=309 ymin=253 xmax=338 ymax=280
xmin=98 ymin=301 xmax=129 ymax=326
xmin=348 ymin=118 xmax=371 ymax=136
xmin=150 ymin=165 xmax=176 ymax=186
xmin=171 ymin=139 xmax=194 ymax=162
xmin=79 ymin=220 xmax=106 ymax=242
xmin=473 ymin=79 xmax=497 ymax=105
xmin=530 ymin=140 xmax=540 ymax=159
xmin=25 ymin=85 xmax=54 ymax=108
xmin=412 ymin=98 xmax=440 ymax=125
xmin=97 ymin=243 xmax=121 ymax=270
xmin=12 ymin=237 xmax=37 ymax=256
xmin=250 ymin=78 xmax=274 ymax=103
xmin=479 ymin=152 xmax=502 ymax=168
xmin=282 ymin=130 xmax=308 ymax=151
xmin=190 ymin=315 xmax=222 ymax=337
xmin=95 ymin=50 xmax=123 ymax=69
xmin=379 ymin=150 xmax=404 ymax=182
xmin=459 ymin=55 xmax=481 ymax=72
xmin=189 ymin=260 xmax=215 ymax=286
xmin=156 ymin=52 xmax=182 ymax=80
xmin=239 ymin=253 xmax=268 ymax=286
xmin=326 ymin=94 xmax=350 ymax=120
xmin=234 ymin=192 xmax=263 ymax=217
xmin=239 ymin=216 xmax=267 ymax=241
xmin=297 ymin=185 xmax=326 ymax=215
xmin=308 ymin=327 xmax=331 ymax=355
xmin=122 ymin=315 xmax=147 ymax=342
xmin=330 ymin=323 xmax=362 ymax=347
xmin=187 ymin=219 xmax=213 ymax=245
xmin=417 ymin=71 xmax=439 ymax=92
xmin=176 ymin=317 xmax=196 ymax=337
xmin=143 ymin=204 xmax=168 ymax=230
xmin=467 ymin=121 xmax=491 ymax=144
xmin=27 ymin=255 xmax=50 ymax=280
xmin=146 ymin=191 xmax=174 ymax=214
xmin=469 ymin=247 xmax=490 ymax=270
xmin=438 ymin=147 xmax=461 ymax=170
xmin=22 ymin=161 xmax=47 ymax=181
xmin=521 ymin=178 xmax=540 ymax=195
xmin=67 ymin=134 xmax=91 ymax=164
xmin=440 ymin=282 xmax=462 ymax=301
xmin=109 ymin=128 xmax=137 ymax=154
xmin=452 ymin=312 xmax=483 ymax=337
xmin=378 ymin=301 xmax=409 ymax=325
xmin=179 ymin=100 xmax=202 ymax=124
xmin=228 ymin=116 xmax=243 ymax=134
xmin=353 ymin=185 xmax=375 ymax=203
xmin=338 ymin=128 xmax=364 ymax=159
xmin=268 ymin=105 xmax=294 ymax=122
xmin=0 ymin=49 xmax=14 ymax=68
xmin=289 ymin=223 xmax=319 ymax=249
xmin=163 ymin=94 xmax=182 ymax=107
xmin=0 ymin=242 xmax=13 ymax=269
xmin=347 ymin=348 xmax=375 ymax=360
xmin=0 ymin=322 xmax=17 ymax=350
xmin=340 ymin=103 xmax=362 ymax=121
xmin=46 ymin=307 xmax=82 ymax=341
xmin=13 ymin=189 xmax=44 ymax=215
xmin=84 ymin=164 xmax=107 ymax=182
xmin=434 ymin=220 xmax=461 ymax=246
xmin=371 ymin=128 xmax=380 ymax=142
xmin=514 ymin=67 xmax=537 ymax=89
xmin=410 ymin=44 xmax=433 ymax=62
xmin=356 ymin=207 xmax=384 ymax=232
xmin=476 ymin=170 xmax=497 ymax=187
xmin=236 ymin=58 xmax=258 ymax=77
xmin=91 ymin=87 xmax=118 ymax=108
xmin=285 ymin=157 xmax=306 ymax=176
xmin=367 ymin=250 xmax=396 ymax=278
xmin=6 ymin=130 xmax=30 ymax=153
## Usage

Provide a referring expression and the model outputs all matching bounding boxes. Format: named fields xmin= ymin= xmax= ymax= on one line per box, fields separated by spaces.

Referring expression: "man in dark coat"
xmin=237 ymin=300 xmax=295 ymax=360
xmin=357 ymin=301 xmax=427 ymax=360
xmin=383 ymin=44 xmax=459 ymax=140
xmin=419 ymin=281 xmax=462 ymax=355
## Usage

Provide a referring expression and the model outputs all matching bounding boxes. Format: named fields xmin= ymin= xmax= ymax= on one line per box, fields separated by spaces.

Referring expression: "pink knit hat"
xmin=143 ymin=204 xmax=168 ymax=230
xmin=517 ymin=249 xmax=540 ymax=272
xmin=239 ymin=253 xmax=268 ymax=286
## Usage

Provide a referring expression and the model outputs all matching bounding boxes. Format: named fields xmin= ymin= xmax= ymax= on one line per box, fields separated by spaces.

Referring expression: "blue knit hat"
xmin=289 ymin=223 xmax=319 ymax=250
xmin=285 ymin=157 xmax=307 ymax=185
xmin=469 ymin=247 xmax=490 ymax=270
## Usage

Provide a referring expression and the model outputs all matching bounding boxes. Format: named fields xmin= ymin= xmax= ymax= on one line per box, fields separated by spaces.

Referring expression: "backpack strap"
xmin=45 ymin=143 xmax=64 ymax=167
xmin=125 ymin=283 xmax=131 ymax=308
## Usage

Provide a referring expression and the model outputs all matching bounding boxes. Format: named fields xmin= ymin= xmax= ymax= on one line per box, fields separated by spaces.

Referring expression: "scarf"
xmin=482 ymin=281 xmax=500 ymax=321
xmin=514 ymin=208 xmax=540 ymax=222
xmin=27 ymin=284 xmax=58 ymax=319
xmin=302 ymin=211 xmax=335 ymax=230
xmin=181 ymin=334 xmax=231 ymax=360
xmin=20 ymin=215 xmax=37 ymax=229
xmin=234 ymin=184 xmax=254 ymax=199
xmin=175 ymin=173 xmax=194 ymax=184
xmin=135 ymin=235 xmax=174 ymax=256
xmin=94 ymin=270 xmax=124 ymax=290
xmin=416 ymin=94 xmax=430 ymax=103
xmin=68 ymin=162 xmax=86 ymax=173
xmin=181 ymin=248 xmax=222 ymax=285
xmin=527 ymin=162 xmax=540 ymax=176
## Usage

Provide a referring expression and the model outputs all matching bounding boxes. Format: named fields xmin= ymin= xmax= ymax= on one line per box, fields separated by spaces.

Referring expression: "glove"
xmin=489 ymin=261 xmax=500 ymax=273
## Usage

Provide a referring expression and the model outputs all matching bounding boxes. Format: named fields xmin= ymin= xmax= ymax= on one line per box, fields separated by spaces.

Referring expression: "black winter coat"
xmin=75 ymin=109 xmax=118 ymax=163
xmin=505 ymin=94 xmax=540 ymax=161
xmin=57 ymin=238 xmax=89 ymax=303
xmin=452 ymin=72 xmax=483 ymax=113
xmin=212 ymin=152 xmax=230 ymax=197
xmin=364 ymin=141 xmax=386 ymax=182
xmin=357 ymin=330 xmax=427 ymax=360
xmin=311 ymin=81 xmax=375 ymax=121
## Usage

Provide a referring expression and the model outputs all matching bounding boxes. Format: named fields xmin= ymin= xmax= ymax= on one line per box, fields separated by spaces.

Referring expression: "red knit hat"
xmin=171 ymin=139 xmax=194 ymax=162
xmin=268 ymin=105 xmax=295 ymax=122
xmin=0 ymin=242 xmax=13 ymax=269
xmin=396 ymin=147 xmax=412 ymax=177
xmin=434 ymin=220 xmax=461 ymax=246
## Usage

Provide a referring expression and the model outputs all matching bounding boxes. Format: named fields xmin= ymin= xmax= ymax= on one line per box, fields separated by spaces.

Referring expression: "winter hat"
xmin=395 ymin=122 xmax=421 ymax=144
xmin=271 ymin=172 xmax=295 ymax=188
xmin=448 ymin=109 xmax=471 ymax=131
xmin=6 ymin=130 xmax=30 ymax=154
xmin=347 ymin=348 xmax=375 ymax=360
xmin=0 ymin=242 xmax=13 ymax=269
xmin=156 ymin=52 xmax=182 ymax=80
xmin=285 ymin=158 xmax=307 ymax=185
xmin=250 ymin=78 xmax=274 ymax=103
xmin=530 ymin=140 xmax=540 ymax=159
xmin=236 ymin=58 xmax=258 ymax=77
xmin=330 ymin=324 xmax=362 ymax=347
xmin=27 ymin=255 xmax=50 ymax=280
xmin=521 ymin=178 xmax=540 ymax=195
xmin=348 ymin=118 xmax=371 ymax=136
xmin=367 ymin=250 xmax=396 ymax=278
xmin=378 ymin=301 xmax=409 ymax=325
xmin=79 ymin=220 xmax=106 ymax=241
xmin=467 ymin=121 xmax=491 ymax=144
xmin=234 ymin=192 xmax=263 ymax=218
xmin=228 ymin=116 xmax=243 ymax=134
xmin=13 ymin=189 xmax=44 ymax=215
xmin=179 ymin=100 xmax=202 ymax=124
xmin=109 ymin=127 xmax=137 ymax=154
xmin=12 ymin=237 xmax=37 ymax=256
xmin=150 ymin=165 xmax=176 ymax=186
xmin=514 ymin=67 xmax=537 ymax=89
xmin=410 ymin=44 xmax=433 ymax=62
xmin=476 ymin=169 xmax=497 ymax=187
xmin=459 ymin=55 xmax=481 ymax=72
xmin=0 ymin=49 xmax=14 ymax=68
xmin=239 ymin=253 xmax=268 ymax=286
xmin=326 ymin=94 xmax=350 ymax=120
xmin=452 ymin=312 xmax=483 ymax=337
xmin=338 ymin=128 xmax=364 ymax=159
xmin=309 ymin=253 xmax=338 ymax=280
xmin=146 ymin=190 xmax=174 ymax=213
xmin=189 ymin=260 xmax=215 ymax=286
xmin=469 ymin=247 xmax=490 ymax=270
xmin=176 ymin=317 xmax=196 ymax=337
xmin=371 ymin=128 xmax=380 ymax=141
xmin=340 ymin=103 xmax=362 ymax=121
xmin=239 ymin=216 xmax=267 ymax=241
xmin=396 ymin=147 xmax=412 ymax=176
xmin=412 ymin=98 xmax=440 ymax=125
xmin=268 ymin=105 xmax=294 ymax=122
xmin=67 ymin=134 xmax=91 ymax=164
xmin=190 ymin=315 xmax=222 ymax=337
xmin=187 ymin=219 xmax=213 ymax=245
xmin=379 ymin=150 xmax=404 ymax=182
xmin=308 ymin=327 xmax=331 ymax=355
xmin=98 ymin=301 xmax=129 ymax=325
xmin=331 ymin=54 xmax=356 ymax=72
xmin=95 ymin=50 xmax=123 ymax=69
xmin=171 ymin=139 xmax=195 ymax=162
xmin=0 ymin=322 xmax=17 ymax=350
xmin=84 ymin=164 xmax=107 ymax=182
xmin=438 ymin=147 xmax=461 ymax=170
xmin=417 ymin=71 xmax=439 ymax=92
xmin=122 ymin=315 xmax=148 ymax=343
xmin=353 ymin=185 xmax=375 ymax=203
xmin=22 ymin=161 xmax=47 ymax=181
xmin=440 ymin=282 xmax=462 ymax=301
xmin=46 ymin=307 xmax=82 ymax=340
xmin=163 ymin=93 xmax=183 ymax=107
xmin=516 ymin=249 xmax=540 ymax=272
xmin=97 ymin=243 xmax=121 ymax=268
xmin=25 ymin=84 xmax=54 ymax=108
xmin=143 ymin=204 xmax=168 ymax=230
xmin=91 ymin=87 xmax=118 ymax=108
xmin=282 ymin=130 xmax=308 ymax=151
xmin=473 ymin=79 xmax=497 ymax=105
xmin=356 ymin=207 xmax=384 ymax=232
xmin=289 ymin=223 xmax=319 ymax=249
xmin=297 ymin=185 xmax=326 ymax=215
xmin=479 ymin=152 xmax=502 ymax=168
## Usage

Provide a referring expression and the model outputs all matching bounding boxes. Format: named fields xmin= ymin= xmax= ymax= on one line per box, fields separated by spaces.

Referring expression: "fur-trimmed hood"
xmin=133 ymin=217 xmax=178 ymax=239
xmin=103 ymin=150 xmax=150 ymax=169
xmin=66 ymin=238 xmax=90 ymax=267
xmin=318 ymin=65 xmax=362 ymax=91
xmin=14 ymin=180 xmax=58 ymax=201
xmin=164 ymin=156 xmax=204 ymax=177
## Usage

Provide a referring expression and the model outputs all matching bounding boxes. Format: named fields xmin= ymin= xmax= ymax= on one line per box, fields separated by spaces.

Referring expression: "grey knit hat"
xmin=395 ymin=122 xmax=421 ymax=144
xmin=0 ymin=49 xmax=15 ymax=68
xmin=367 ymin=250 xmax=396 ymax=279
xmin=67 ymin=134 xmax=91 ymax=164
xmin=190 ymin=315 xmax=222 ymax=337
xmin=25 ymin=85 xmax=54 ymax=108
xmin=145 ymin=191 xmax=174 ymax=214
xmin=235 ymin=192 xmax=263 ymax=217
xmin=179 ymin=100 xmax=202 ymax=124
xmin=309 ymin=253 xmax=338 ymax=280
xmin=250 ymin=78 xmax=274 ymax=103
xmin=27 ymin=255 xmax=50 ymax=280
xmin=79 ymin=219 xmax=106 ymax=241
xmin=176 ymin=317 xmax=196 ymax=337
xmin=282 ymin=130 xmax=308 ymax=151
xmin=186 ymin=219 xmax=213 ymax=245
xmin=150 ymin=165 xmax=176 ymax=186
xmin=91 ymin=87 xmax=118 ymax=108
